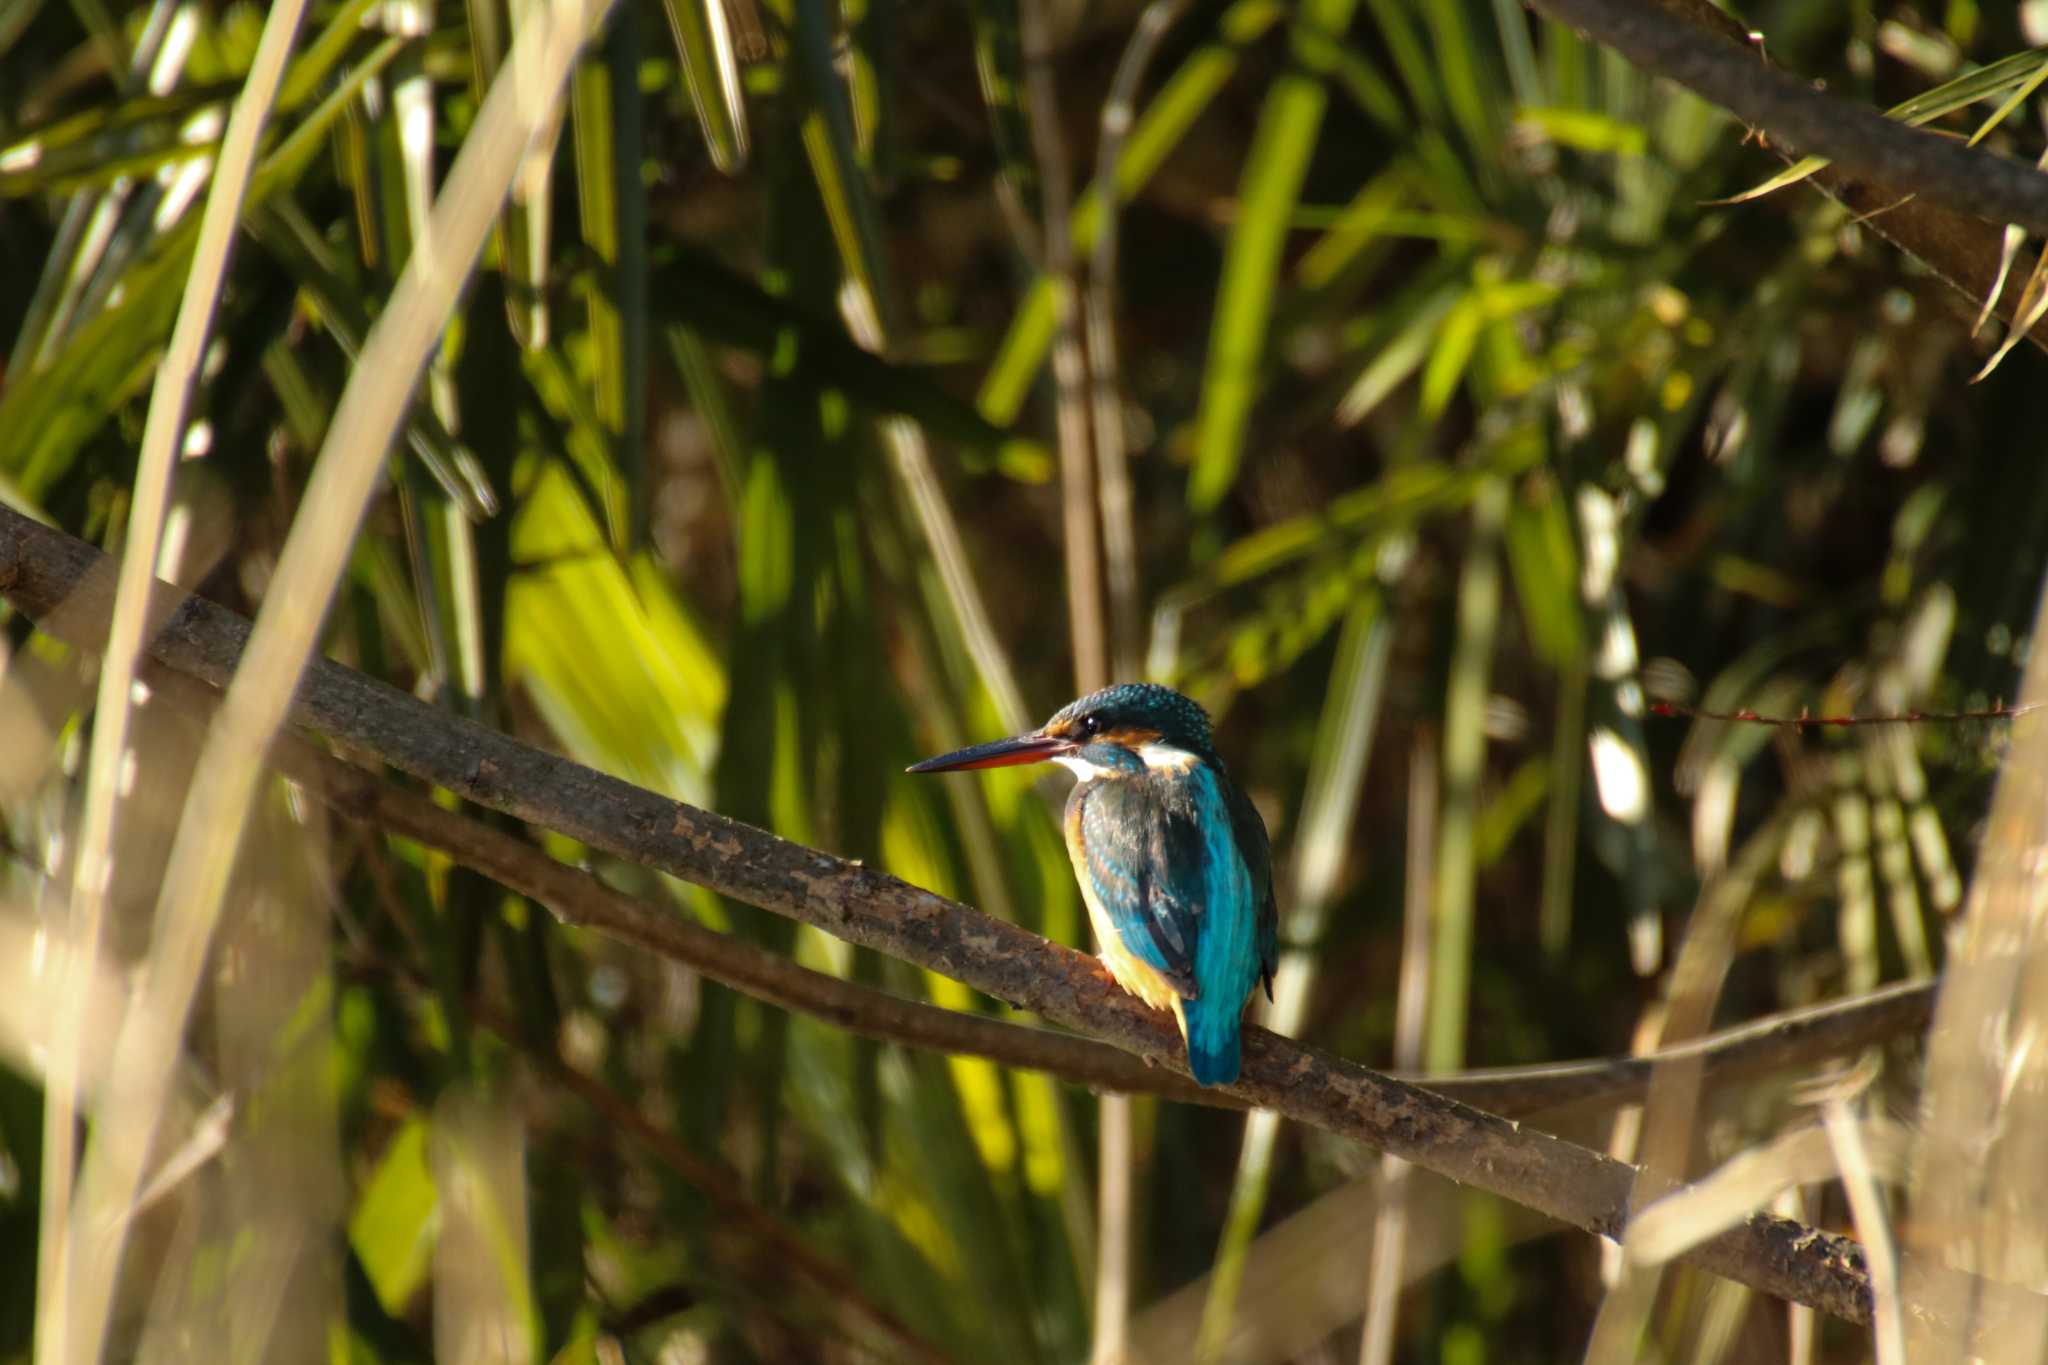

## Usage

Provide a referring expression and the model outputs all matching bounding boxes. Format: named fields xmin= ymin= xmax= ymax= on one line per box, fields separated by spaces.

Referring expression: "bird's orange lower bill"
xmin=906 ymin=733 xmax=1072 ymax=772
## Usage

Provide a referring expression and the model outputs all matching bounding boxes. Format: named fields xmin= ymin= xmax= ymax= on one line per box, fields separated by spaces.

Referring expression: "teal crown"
xmin=1047 ymin=683 xmax=1215 ymax=754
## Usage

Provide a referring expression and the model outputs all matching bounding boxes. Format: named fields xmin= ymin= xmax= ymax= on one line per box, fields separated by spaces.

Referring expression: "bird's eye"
xmin=1081 ymin=715 xmax=1101 ymax=737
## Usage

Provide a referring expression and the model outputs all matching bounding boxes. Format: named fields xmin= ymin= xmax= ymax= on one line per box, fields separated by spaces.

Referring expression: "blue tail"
xmin=1182 ymin=995 xmax=1243 ymax=1086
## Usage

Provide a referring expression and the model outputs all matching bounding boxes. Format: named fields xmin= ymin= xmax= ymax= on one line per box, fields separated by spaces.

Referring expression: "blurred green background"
xmin=2 ymin=0 xmax=2044 ymax=1360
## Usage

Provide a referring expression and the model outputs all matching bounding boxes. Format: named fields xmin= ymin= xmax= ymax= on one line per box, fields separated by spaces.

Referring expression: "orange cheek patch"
xmin=1095 ymin=727 xmax=1162 ymax=750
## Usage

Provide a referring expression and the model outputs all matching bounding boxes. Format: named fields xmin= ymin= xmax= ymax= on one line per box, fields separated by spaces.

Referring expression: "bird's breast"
xmin=1062 ymin=785 xmax=1190 ymax=1009
xmin=1098 ymin=933 xmax=1187 ymax=1010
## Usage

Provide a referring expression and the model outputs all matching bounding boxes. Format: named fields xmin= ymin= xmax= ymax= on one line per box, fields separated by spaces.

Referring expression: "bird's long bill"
xmin=906 ymin=733 xmax=1072 ymax=773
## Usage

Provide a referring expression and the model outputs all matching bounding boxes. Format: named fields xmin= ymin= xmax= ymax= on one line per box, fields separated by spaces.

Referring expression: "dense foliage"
xmin=3 ymin=0 xmax=2046 ymax=1360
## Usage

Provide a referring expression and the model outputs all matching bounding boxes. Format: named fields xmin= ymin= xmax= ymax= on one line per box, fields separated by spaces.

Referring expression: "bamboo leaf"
xmin=657 ymin=0 xmax=749 ymax=172
xmin=1188 ymin=0 xmax=1364 ymax=510
xmin=976 ymin=0 xmax=1287 ymax=426
xmin=349 ymin=1117 xmax=439 ymax=1317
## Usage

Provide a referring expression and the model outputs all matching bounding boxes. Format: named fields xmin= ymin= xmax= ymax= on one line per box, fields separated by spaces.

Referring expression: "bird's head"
xmin=906 ymin=683 xmax=1214 ymax=779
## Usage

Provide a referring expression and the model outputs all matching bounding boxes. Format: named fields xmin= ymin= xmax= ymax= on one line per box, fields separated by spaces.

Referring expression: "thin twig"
xmin=1436 ymin=979 xmax=1933 ymax=1117
xmin=1649 ymin=699 xmax=2045 ymax=728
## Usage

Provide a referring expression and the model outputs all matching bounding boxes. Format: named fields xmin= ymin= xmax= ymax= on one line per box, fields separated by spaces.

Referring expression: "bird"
xmin=908 ymin=683 xmax=1277 ymax=1086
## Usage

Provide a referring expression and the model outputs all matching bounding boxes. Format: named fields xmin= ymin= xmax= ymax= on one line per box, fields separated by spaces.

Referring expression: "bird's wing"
xmin=1219 ymin=770 xmax=1279 ymax=998
xmin=1076 ymin=777 xmax=1204 ymax=998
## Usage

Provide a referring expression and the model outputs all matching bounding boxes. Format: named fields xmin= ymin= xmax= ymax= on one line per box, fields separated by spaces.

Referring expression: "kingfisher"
xmin=908 ymin=683 xmax=1277 ymax=1086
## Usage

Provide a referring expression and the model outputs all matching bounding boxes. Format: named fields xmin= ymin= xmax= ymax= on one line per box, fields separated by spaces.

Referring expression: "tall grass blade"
xmin=1196 ymin=600 xmax=1389 ymax=1359
xmin=657 ymin=0 xmax=749 ymax=172
xmin=1188 ymin=0 xmax=1361 ymax=510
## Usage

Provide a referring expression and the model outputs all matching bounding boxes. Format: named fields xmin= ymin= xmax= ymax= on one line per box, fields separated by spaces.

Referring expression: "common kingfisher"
xmin=908 ymin=683 xmax=1277 ymax=1086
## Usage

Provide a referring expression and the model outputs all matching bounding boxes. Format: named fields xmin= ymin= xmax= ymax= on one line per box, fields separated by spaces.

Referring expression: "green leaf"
xmin=348 ymin=1117 xmax=439 ymax=1317
xmin=1189 ymin=0 xmax=1364 ymax=509
xmin=0 ymin=30 xmax=408 ymax=497
xmin=506 ymin=462 xmax=724 ymax=804
xmin=572 ymin=5 xmax=651 ymax=546
xmin=657 ymin=0 xmax=750 ymax=172
xmin=1512 ymin=106 xmax=1647 ymax=156
xmin=976 ymin=0 xmax=1287 ymax=427
xmin=1504 ymin=472 xmax=1584 ymax=668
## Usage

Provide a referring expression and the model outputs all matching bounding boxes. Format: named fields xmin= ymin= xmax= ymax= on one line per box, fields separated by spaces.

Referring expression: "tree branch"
xmin=1547 ymin=0 xmax=2048 ymax=353
xmin=1444 ymin=979 xmax=1933 ymax=1117
xmin=289 ymin=696 xmax=1935 ymax=1118
xmin=1529 ymin=0 xmax=2048 ymax=234
xmin=0 ymin=503 xmax=2014 ymax=1328
xmin=300 ymin=714 xmax=1229 ymax=1109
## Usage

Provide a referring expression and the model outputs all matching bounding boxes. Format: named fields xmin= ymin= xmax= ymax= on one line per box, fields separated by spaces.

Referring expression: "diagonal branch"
xmin=285 ymin=687 xmax=1936 ymax=1117
xmin=1529 ymin=0 xmax=2048 ymax=234
xmin=1551 ymin=0 xmax=2048 ymax=353
xmin=0 ymin=502 xmax=2020 ymax=1329
xmin=303 ymin=710 xmax=1228 ymax=1109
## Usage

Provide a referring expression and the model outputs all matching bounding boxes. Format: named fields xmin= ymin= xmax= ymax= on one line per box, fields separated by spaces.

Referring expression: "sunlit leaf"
xmin=349 ymin=1117 xmax=439 ymax=1317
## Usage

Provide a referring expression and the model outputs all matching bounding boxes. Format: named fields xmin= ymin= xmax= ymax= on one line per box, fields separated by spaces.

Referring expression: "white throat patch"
xmin=1053 ymin=753 xmax=1110 ymax=782
xmin=1137 ymin=742 xmax=1199 ymax=773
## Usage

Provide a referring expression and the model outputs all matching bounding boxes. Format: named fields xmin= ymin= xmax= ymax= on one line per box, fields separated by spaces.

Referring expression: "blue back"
xmin=1071 ymin=748 xmax=1274 ymax=1085
xmin=1177 ymin=763 xmax=1264 ymax=1085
